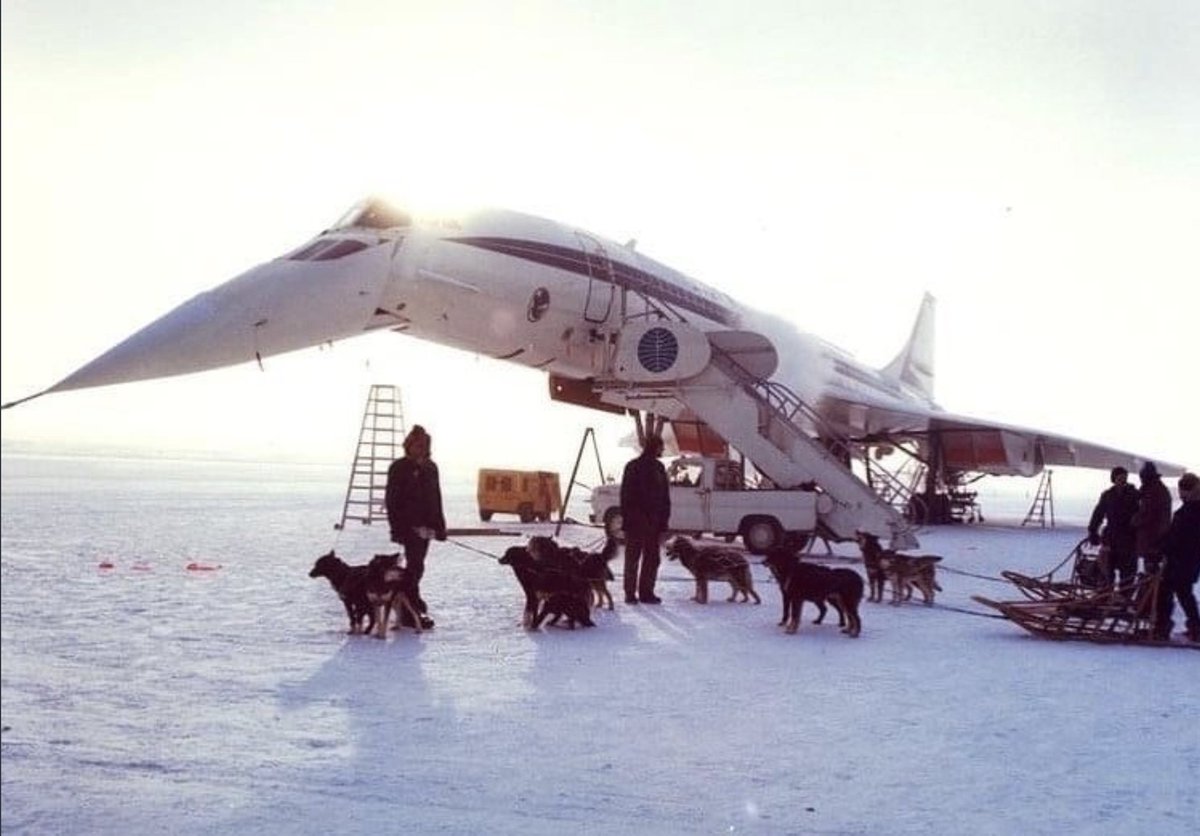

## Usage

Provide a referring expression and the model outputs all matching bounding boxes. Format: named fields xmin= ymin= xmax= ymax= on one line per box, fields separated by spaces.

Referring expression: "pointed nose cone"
xmin=48 ymin=243 xmax=394 ymax=394
xmin=49 ymin=289 xmax=234 ymax=393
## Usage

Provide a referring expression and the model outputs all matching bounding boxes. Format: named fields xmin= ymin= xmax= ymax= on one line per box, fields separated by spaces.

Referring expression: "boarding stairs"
xmin=866 ymin=453 xmax=925 ymax=517
xmin=694 ymin=347 xmax=918 ymax=549
xmin=335 ymin=384 xmax=407 ymax=529
xmin=594 ymin=323 xmax=918 ymax=549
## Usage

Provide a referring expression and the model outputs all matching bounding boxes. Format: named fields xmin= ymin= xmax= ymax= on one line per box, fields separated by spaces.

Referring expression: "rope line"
xmin=938 ymin=565 xmax=1010 ymax=583
xmin=447 ymin=538 xmax=503 ymax=561
xmin=929 ymin=601 xmax=1008 ymax=620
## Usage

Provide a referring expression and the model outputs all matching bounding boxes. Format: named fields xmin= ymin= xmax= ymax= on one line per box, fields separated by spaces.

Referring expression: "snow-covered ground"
xmin=2 ymin=453 xmax=1196 ymax=835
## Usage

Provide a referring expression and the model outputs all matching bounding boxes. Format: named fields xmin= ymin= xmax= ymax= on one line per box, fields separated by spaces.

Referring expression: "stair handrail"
xmin=602 ymin=291 xmax=917 ymax=542
xmin=707 ymin=346 xmax=918 ymax=514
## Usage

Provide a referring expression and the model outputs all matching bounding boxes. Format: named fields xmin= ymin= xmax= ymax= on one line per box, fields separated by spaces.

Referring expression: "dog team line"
xmin=310 ymin=534 xmax=942 ymax=638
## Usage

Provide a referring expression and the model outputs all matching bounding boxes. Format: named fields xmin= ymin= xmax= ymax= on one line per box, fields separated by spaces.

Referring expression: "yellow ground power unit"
xmin=476 ymin=469 xmax=562 ymax=523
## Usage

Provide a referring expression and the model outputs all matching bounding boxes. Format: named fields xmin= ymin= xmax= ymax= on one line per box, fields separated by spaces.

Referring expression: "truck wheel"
xmin=518 ymin=503 xmax=535 ymax=524
xmin=603 ymin=508 xmax=624 ymax=540
xmin=479 ymin=509 xmax=493 ymax=522
xmin=742 ymin=518 xmax=783 ymax=555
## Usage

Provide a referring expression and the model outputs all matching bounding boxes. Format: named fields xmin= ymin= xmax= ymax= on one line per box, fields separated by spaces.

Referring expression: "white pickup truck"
xmin=588 ymin=456 xmax=831 ymax=554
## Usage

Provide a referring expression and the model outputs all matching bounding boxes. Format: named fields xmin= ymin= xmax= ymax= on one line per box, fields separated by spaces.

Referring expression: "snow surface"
xmin=2 ymin=453 xmax=1196 ymax=835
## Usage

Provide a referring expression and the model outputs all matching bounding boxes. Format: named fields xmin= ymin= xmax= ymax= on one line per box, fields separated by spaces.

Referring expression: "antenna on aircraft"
xmin=625 ymin=239 xmax=638 ymax=250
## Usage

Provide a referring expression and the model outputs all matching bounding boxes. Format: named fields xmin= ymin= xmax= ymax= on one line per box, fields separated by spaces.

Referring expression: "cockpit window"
xmin=286 ymin=238 xmax=371 ymax=261
xmin=289 ymin=240 xmax=335 ymax=261
xmin=330 ymin=198 xmax=412 ymax=231
xmin=312 ymin=239 xmax=369 ymax=260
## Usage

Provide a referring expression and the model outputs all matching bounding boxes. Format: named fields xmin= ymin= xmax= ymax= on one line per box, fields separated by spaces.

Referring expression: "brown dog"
xmin=858 ymin=533 xmax=942 ymax=606
xmin=666 ymin=537 xmax=761 ymax=605
xmin=528 ymin=535 xmax=619 ymax=610
xmin=365 ymin=553 xmax=424 ymax=638
xmin=532 ymin=591 xmax=596 ymax=630
xmin=856 ymin=533 xmax=887 ymax=603
xmin=763 ymin=549 xmax=863 ymax=637
xmin=499 ymin=545 xmax=594 ymax=629
xmin=883 ymin=553 xmax=942 ymax=605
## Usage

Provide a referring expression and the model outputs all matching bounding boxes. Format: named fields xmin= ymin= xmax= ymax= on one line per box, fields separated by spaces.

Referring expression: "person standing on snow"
xmin=1087 ymin=466 xmax=1141 ymax=589
xmin=620 ymin=434 xmax=671 ymax=605
xmin=1153 ymin=471 xmax=1200 ymax=642
xmin=385 ymin=425 xmax=445 ymax=629
xmin=1133 ymin=461 xmax=1172 ymax=575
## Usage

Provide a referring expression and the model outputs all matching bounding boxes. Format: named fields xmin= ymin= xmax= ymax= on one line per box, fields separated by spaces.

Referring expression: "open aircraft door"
xmin=576 ymin=233 xmax=615 ymax=324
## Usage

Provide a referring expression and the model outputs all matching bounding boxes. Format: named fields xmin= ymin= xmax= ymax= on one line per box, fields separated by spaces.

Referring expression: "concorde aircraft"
xmin=3 ymin=196 xmax=1183 ymax=525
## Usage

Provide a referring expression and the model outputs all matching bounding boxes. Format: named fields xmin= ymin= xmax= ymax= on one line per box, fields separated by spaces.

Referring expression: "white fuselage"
xmin=48 ymin=199 xmax=937 ymax=439
xmin=375 ymin=208 xmax=934 ymax=427
xmin=377 ymin=208 xmax=737 ymax=377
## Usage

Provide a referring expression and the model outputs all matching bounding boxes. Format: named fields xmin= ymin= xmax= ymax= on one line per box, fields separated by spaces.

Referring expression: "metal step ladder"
xmin=335 ymin=384 xmax=407 ymax=530
xmin=1022 ymin=468 xmax=1055 ymax=528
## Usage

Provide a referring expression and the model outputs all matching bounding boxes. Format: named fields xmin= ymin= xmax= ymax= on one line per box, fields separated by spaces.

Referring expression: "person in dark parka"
xmin=1153 ymin=471 xmax=1200 ymax=642
xmin=620 ymin=434 xmax=671 ymax=604
xmin=385 ymin=425 xmax=446 ymax=627
xmin=1133 ymin=461 xmax=1173 ymax=574
xmin=1087 ymin=466 xmax=1141 ymax=589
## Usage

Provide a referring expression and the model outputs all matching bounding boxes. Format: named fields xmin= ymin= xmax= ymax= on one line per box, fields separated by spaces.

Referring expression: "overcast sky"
xmin=2 ymin=1 xmax=1197 ymax=478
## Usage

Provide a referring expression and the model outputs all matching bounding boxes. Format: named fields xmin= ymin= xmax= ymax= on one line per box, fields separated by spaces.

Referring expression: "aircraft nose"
xmin=50 ymin=290 xmax=230 ymax=392
xmin=49 ymin=243 xmax=394 ymax=394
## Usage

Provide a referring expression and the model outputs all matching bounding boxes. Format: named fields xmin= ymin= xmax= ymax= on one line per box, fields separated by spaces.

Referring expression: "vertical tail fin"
xmin=881 ymin=293 xmax=935 ymax=400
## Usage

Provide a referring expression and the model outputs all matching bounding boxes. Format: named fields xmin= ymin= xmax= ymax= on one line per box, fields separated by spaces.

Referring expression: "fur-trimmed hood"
xmin=1179 ymin=472 xmax=1200 ymax=503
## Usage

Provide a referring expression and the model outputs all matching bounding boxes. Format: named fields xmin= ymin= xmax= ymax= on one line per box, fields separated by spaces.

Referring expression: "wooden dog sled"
xmin=976 ymin=544 xmax=1195 ymax=648
xmin=998 ymin=537 xmax=1107 ymax=602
